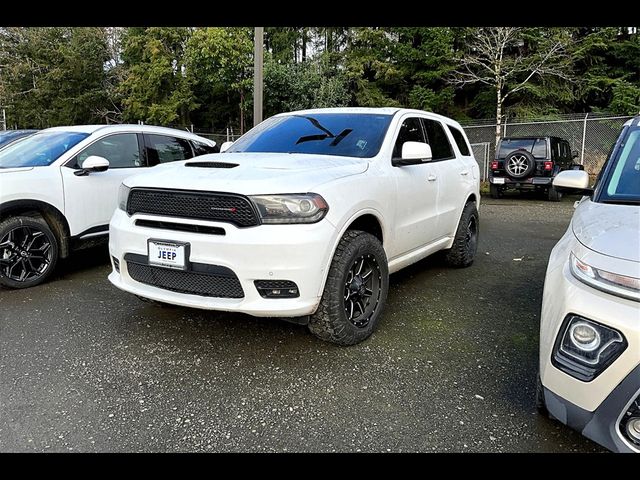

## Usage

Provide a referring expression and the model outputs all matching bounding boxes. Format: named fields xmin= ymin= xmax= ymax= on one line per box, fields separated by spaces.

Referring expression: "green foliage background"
xmin=0 ymin=27 xmax=638 ymax=132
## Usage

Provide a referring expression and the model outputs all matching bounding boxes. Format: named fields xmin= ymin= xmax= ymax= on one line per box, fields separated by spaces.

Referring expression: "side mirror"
xmin=75 ymin=156 xmax=110 ymax=176
xmin=392 ymin=141 xmax=432 ymax=167
xmin=220 ymin=141 xmax=234 ymax=153
xmin=553 ymin=170 xmax=592 ymax=195
xmin=572 ymin=150 xmax=579 ymax=159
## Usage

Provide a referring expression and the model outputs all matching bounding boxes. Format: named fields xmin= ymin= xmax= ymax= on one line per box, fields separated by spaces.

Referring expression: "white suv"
xmin=0 ymin=124 xmax=216 ymax=288
xmin=109 ymin=108 xmax=480 ymax=345
xmin=538 ymin=117 xmax=640 ymax=452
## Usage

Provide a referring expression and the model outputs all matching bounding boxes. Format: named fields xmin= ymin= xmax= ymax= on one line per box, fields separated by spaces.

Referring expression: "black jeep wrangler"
xmin=489 ymin=136 xmax=582 ymax=201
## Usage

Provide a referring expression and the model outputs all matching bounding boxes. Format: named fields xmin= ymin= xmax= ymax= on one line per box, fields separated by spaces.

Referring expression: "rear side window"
xmin=145 ymin=134 xmax=194 ymax=166
xmin=447 ymin=125 xmax=471 ymax=156
xmin=422 ymin=119 xmax=454 ymax=160
xmin=532 ymin=139 xmax=547 ymax=159
xmin=192 ymin=140 xmax=219 ymax=156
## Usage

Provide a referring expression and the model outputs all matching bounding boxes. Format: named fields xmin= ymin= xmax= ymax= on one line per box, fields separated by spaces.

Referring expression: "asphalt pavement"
xmin=0 ymin=193 xmax=606 ymax=452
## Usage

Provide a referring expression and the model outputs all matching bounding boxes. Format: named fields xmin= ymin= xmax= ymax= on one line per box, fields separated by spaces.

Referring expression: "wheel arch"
xmin=0 ymin=200 xmax=71 ymax=258
xmin=315 ymin=209 xmax=386 ymax=298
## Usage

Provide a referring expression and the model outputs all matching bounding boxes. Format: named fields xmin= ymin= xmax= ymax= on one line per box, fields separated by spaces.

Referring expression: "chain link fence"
xmin=470 ymin=142 xmax=491 ymax=180
xmin=462 ymin=113 xmax=633 ymax=177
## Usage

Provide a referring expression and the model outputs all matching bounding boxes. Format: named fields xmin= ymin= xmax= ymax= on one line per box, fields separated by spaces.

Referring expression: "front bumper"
xmin=108 ymin=208 xmax=338 ymax=317
xmin=540 ymin=233 xmax=640 ymax=452
xmin=543 ymin=365 xmax=640 ymax=453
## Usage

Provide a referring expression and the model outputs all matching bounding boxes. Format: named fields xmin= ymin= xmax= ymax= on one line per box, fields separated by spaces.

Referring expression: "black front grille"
xmin=127 ymin=261 xmax=244 ymax=298
xmin=135 ymin=219 xmax=225 ymax=236
xmin=127 ymin=188 xmax=259 ymax=227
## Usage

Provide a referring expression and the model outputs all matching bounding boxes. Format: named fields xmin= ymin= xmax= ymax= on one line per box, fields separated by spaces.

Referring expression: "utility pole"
xmin=253 ymin=27 xmax=264 ymax=127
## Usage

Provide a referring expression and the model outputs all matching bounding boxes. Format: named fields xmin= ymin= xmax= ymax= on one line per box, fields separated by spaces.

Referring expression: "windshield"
xmin=0 ymin=130 xmax=35 ymax=148
xmin=227 ymin=113 xmax=393 ymax=158
xmin=0 ymin=131 xmax=89 ymax=168
xmin=600 ymin=127 xmax=640 ymax=204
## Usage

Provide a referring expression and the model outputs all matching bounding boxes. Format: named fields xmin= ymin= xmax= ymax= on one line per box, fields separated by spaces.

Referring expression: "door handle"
xmin=460 ymin=170 xmax=469 ymax=176
xmin=427 ymin=175 xmax=437 ymax=182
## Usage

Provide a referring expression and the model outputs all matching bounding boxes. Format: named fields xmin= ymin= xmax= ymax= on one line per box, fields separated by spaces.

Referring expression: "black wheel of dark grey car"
xmin=535 ymin=371 xmax=548 ymax=416
xmin=0 ymin=215 xmax=58 ymax=289
xmin=547 ymin=185 xmax=563 ymax=202
xmin=308 ymin=230 xmax=389 ymax=346
xmin=504 ymin=150 xmax=536 ymax=179
xmin=444 ymin=202 xmax=479 ymax=268
xmin=490 ymin=183 xmax=502 ymax=199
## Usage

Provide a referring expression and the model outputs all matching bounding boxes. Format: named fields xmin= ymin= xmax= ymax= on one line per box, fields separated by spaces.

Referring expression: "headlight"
xmin=570 ymin=252 xmax=640 ymax=302
xmin=118 ymin=184 xmax=131 ymax=212
xmin=250 ymin=193 xmax=328 ymax=224
xmin=552 ymin=314 xmax=627 ymax=382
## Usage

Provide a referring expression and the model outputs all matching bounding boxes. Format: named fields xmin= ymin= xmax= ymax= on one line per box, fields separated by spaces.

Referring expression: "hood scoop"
xmin=186 ymin=161 xmax=239 ymax=169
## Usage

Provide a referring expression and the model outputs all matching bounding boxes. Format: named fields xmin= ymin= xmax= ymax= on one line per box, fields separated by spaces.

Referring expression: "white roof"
xmin=41 ymin=124 xmax=215 ymax=144
xmin=277 ymin=107 xmax=463 ymax=127
xmin=280 ymin=107 xmax=401 ymax=116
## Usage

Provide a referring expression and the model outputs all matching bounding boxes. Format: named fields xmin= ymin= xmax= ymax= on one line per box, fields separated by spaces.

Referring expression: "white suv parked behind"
xmin=0 ymin=125 xmax=216 ymax=288
xmin=109 ymin=108 xmax=480 ymax=345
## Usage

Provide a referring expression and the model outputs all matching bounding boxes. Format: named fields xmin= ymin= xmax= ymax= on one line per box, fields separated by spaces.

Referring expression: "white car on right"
xmin=538 ymin=116 xmax=640 ymax=452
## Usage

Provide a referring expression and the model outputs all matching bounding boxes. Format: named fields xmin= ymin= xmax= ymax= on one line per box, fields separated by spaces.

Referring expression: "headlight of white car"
xmin=118 ymin=183 xmax=131 ymax=212
xmin=569 ymin=252 xmax=640 ymax=302
xmin=250 ymin=193 xmax=328 ymax=224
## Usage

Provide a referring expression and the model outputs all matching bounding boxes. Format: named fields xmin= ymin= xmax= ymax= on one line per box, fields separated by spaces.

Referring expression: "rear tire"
xmin=0 ymin=215 xmax=59 ymax=289
xmin=444 ymin=202 xmax=479 ymax=268
xmin=308 ymin=230 xmax=389 ymax=346
xmin=489 ymin=183 xmax=502 ymax=199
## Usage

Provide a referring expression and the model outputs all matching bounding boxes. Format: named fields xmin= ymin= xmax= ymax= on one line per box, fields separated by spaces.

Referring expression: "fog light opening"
xmin=569 ymin=322 xmax=600 ymax=352
xmin=626 ymin=417 xmax=640 ymax=445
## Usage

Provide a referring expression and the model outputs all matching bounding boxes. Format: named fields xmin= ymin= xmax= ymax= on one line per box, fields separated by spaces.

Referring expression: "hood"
xmin=124 ymin=152 xmax=369 ymax=194
xmin=0 ymin=167 xmax=35 ymax=174
xmin=572 ymin=199 xmax=640 ymax=262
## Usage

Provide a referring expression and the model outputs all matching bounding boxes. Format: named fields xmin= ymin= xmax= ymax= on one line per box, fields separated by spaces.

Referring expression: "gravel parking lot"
xmin=0 ymin=193 xmax=606 ymax=452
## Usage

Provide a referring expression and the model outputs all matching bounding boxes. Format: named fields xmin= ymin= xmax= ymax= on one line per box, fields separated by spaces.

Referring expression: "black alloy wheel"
xmin=343 ymin=253 xmax=382 ymax=329
xmin=0 ymin=216 xmax=58 ymax=288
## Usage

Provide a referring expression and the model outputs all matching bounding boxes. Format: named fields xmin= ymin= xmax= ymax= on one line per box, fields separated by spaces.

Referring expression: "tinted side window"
xmin=145 ymin=135 xmax=194 ymax=166
xmin=192 ymin=140 xmax=219 ymax=156
xmin=447 ymin=125 xmax=470 ymax=156
xmin=77 ymin=133 xmax=141 ymax=169
xmin=393 ymin=118 xmax=426 ymax=158
xmin=422 ymin=119 xmax=454 ymax=160
xmin=532 ymin=139 xmax=547 ymax=159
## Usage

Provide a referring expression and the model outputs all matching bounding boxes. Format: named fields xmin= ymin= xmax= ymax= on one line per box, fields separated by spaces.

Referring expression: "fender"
xmin=315 ymin=207 xmax=386 ymax=298
xmin=0 ymin=199 xmax=71 ymax=257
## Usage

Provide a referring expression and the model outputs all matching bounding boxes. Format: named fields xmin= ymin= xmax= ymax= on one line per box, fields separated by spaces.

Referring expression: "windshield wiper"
xmin=293 ymin=115 xmax=336 ymax=136
xmin=295 ymin=128 xmax=353 ymax=146
xmin=330 ymin=128 xmax=352 ymax=146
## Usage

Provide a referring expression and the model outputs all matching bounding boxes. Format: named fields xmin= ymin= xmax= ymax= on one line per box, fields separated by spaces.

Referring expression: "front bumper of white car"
xmin=539 ymin=232 xmax=640 ymax=452
xmin=108 ymin=208 xmax=338 ymax=317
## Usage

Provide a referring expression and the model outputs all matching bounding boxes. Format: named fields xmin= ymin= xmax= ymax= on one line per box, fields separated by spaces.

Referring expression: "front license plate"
xmin=492 ymin=177 xmax=505 ymax=184
xmin=148 ymin=240 xmax=187 ymax=270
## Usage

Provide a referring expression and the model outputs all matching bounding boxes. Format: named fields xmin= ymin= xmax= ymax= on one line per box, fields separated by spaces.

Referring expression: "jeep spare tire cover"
xmin=504 ymin=150 xmax=535 ymax=179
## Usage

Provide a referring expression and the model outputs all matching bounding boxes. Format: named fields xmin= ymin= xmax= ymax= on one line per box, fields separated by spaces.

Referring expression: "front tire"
xmin=547 ymin=185 xmax=563 ymax=202
xmin=308 ymin=230 xmax=389 ymax=346
xmin=0 ymin=215 xmax=59 ymax=289
xmin=444 ymin=202 xmax=479 ymax=268
xmin=535 ymin=371 xmax=548 ymax=415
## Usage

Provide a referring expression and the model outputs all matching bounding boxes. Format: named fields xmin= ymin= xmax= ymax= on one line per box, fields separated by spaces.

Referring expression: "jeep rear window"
xmin=226 ymin=113 xmax=393 ymax=159
xmin=497 ymin=138 xmax=547 ymax=159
